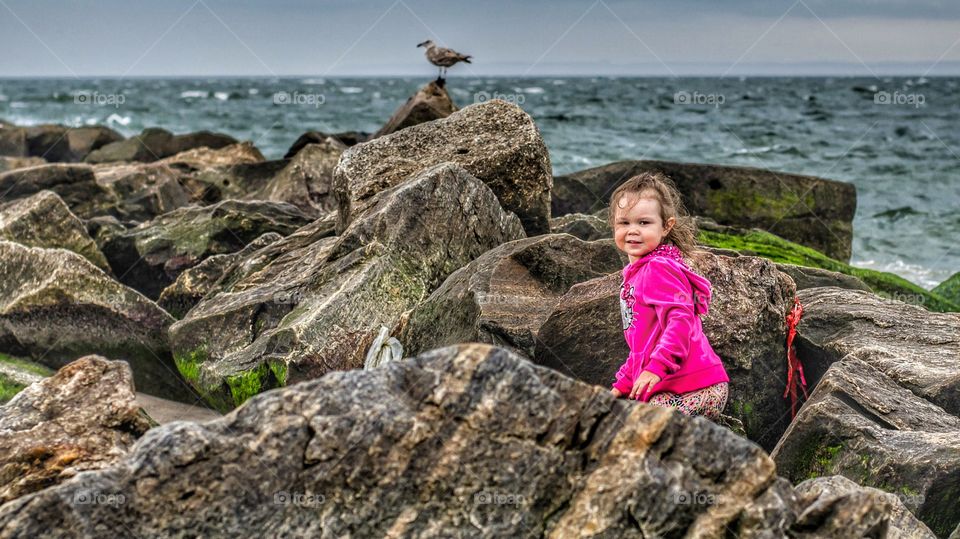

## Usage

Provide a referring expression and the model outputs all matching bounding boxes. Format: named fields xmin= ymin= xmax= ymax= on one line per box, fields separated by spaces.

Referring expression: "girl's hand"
xmin=629 ymin=371 xmax=662 ymax=400
xmin=610 ymin=388 xmax=623 ymax=398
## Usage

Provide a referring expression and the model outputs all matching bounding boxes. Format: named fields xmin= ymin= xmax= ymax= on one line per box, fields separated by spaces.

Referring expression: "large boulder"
xmin=400 ymin=234 xmax=624 ymax=358
xmin=0 ymin=356 xmax=151 ymax=504
xmin=548 ymin=211 xmax=609 ymax=241
xmin=19 ymin=125 xmax=72 ymax=162
xmin=0 ymin=124 xmax=124 ymax=162
xmin=84 ymin=128 xmax=236 ymax=164
xmin=0 ymin=344 xmax=914 ymax=537
xmin=100 ymin=199 xmax=315 ymax=299
xmin=283 ymin=130 xmax=369 ymax=158
xmin=157 ymin=141 xmax=284 ymax=202
xmin=793 ymin=476 xmax=936 ymax=538
xmin=794 ymin=286 xmax=960 ymax=415
xmin=0 ymin=190 xmax=110 ymax=271
xmin=773 ymin=359 xmax=960 ymax=537
xmin=90 ymin=161 xmax=193 ymax=222
xmin=334 ymin=99 xmax=553 ymax=236
xmin=0 ymin=156 xmax=45 ymax=173
xmin=0 ymin=164 xmax=113 ymax=219
xmin=251 ymin=139 xmax=344 ymax=213
xmin=553 ymin=160 xmax=856 ymax=261
xmin=64 ymin=126 xmax=125 ymax=162
xmin=158 ymin=232 xmax=284 ymax=319
xmin=0 ymin=241 xmax=190 ymax=400
xmin=372 ymin=80 xmax=458 ymax=138
xmin=0 ymin=123 xmax=27 ymax=157
xmin=169 ymin=163 xmax=526 ymax=411
xmin=533 ymin=249 xmax=800 ymax=450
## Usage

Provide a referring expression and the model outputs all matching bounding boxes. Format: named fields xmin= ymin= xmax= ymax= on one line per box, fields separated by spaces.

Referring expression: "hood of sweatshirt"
xmin=622 ymin=242 xmax=712 ymax=316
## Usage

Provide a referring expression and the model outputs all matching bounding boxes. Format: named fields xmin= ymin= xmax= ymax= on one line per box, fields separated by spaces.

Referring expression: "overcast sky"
xmin=2 ymin=0 xmax=959 ymax=77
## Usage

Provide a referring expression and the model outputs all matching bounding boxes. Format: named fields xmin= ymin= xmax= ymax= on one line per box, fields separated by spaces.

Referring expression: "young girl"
xmin=608 ymin=172 xmax=729 ymax=420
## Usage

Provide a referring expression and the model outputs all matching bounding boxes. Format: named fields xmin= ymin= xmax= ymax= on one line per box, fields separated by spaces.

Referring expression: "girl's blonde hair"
xmin=607 ymin=171 xmax=701 ymax=260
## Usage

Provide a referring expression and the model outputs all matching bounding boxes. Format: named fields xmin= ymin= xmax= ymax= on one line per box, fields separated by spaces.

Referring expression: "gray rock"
xmin=84 ymin=128 xmax=236 ymax=164
xmin=400 ymin=234 xmax=624 ymax=358
xmin=0 ymin=123 xmax=27 ymax=157
xmin=772 ymin=358 xmax=960 ymax=537
xmin=19 ymin=125 xmax=72 ymax=162
xmin=157 ymin=232 xmax=284 ymax=319
xmin=99 ymin=199 xmax=315 ymax=299
xmin=0 ymin=190 xmax=110 ymax=271
xmin=773 ymin=262 xmax=872 ymax=292
xmin=796 ymin=286 xmax=960 ymax=415
xmin=0 ymin=156 xmax=45 ymax=173
xmin=158 ymin=141 xmax=281 ymax=202
xmin=548 ymin=212 xmax=610 ymax=241
xmin=372 ymin=80 xmax=458 ymax=138
xmin=0 ymin=355 xmax=151 ymax=504
xmin=0 ymin=343 xmax=914 ymax=538
xmin=90 ymin=161 xmax=192 ymax=222
xmin=0 ymin=241 xmax=191 ymax=400
xmin=0 ymin=164 xmax=113 ymax=219
xmin=251 ymin=139 xmax=344 ymax=213
xmin=334 ymin=99 xmax=553 ymax=236
xmin=533 ymin=249 xmax=800 ymax=450
xmin=553 ymin=160 xmax=857 ymax=261
xmin=169 ymin=163 xmax=526 ymax=411
xmin=284 ymin=130 xmax=369 ymax=158
xmin=794 ymin=476 xmax=936 ymax=538
xmin=63 ymin=126 xmax=124 ymax=162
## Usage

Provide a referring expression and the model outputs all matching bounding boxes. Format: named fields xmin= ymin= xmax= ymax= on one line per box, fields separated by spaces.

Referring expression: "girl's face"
xmin=614 ymin=190 xmax=676 ymax=263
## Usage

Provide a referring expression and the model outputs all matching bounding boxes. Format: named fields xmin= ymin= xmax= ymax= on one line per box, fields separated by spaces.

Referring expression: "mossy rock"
xmin=697 ymin=228 xmax=960 ymax=313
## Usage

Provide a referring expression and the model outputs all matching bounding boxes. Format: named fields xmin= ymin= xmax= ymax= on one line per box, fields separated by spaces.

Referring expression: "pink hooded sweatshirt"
xmin=612 ymin=242 xmax=729 ymax=401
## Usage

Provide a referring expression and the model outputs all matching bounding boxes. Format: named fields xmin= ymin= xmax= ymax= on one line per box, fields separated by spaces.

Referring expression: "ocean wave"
xmin=730 ymin=144 xmax=806 ymax=157
xmin=214 ymin=92 xmax=230 ymax=101
xmin=180 ymin=90 xmax=209 ymax=99
xmin=106 ymin=113 xmax=132 ymax=126
xmin=339 ymin=87 xmax=363 ymax=94
xmin=301 ymin=78 xmax=326 ymax=85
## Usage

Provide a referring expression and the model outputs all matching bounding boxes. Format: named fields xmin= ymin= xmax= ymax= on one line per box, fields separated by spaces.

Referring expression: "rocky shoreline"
xmin=1 ymin=81 xmax=958 ymax=537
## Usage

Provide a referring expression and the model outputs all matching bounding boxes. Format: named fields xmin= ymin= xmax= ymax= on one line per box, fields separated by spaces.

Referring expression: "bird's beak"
xmin=416 ymin=41 xmax=428 ymax=48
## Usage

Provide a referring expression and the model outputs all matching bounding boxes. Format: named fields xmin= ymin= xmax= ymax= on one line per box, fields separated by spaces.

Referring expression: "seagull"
xmin=417 ymin=40 xmax=472 ymax=84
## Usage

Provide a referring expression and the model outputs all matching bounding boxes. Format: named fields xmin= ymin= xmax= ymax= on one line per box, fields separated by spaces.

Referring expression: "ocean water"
xmin=1 ymin=76 xmax=957 ymax=289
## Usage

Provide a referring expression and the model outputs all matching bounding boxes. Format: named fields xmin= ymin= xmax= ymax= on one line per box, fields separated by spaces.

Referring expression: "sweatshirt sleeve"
xmin=612 ymin=359 xmax=634 ymax=393
xmin=640 ymin=258 xmax=696 ymax=380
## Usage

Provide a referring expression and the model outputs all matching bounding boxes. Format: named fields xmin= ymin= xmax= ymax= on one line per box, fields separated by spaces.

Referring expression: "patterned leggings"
xmin=648 ymin=382 xmax=729 ymax=420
